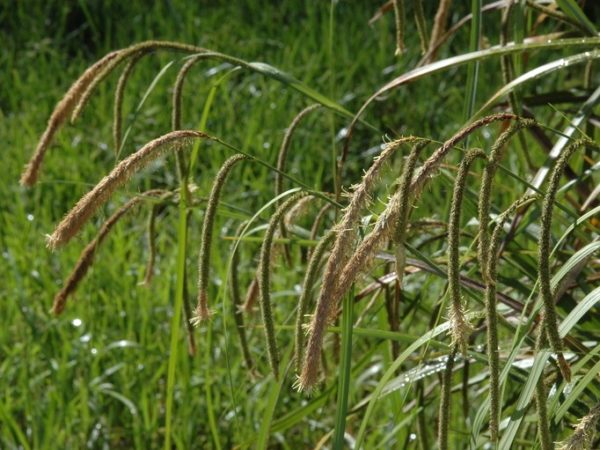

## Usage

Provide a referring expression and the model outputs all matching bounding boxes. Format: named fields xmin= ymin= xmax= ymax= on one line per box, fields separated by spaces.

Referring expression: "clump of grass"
xmin=20 ymin=6 xmax=600 ymax=447
xmin=46 ymin=130 xmax=208 ymax=250
xmin=298 ymin=136 xmax=419 ymax=390
xmin=192 ymin=154 xmax=248 ymax=325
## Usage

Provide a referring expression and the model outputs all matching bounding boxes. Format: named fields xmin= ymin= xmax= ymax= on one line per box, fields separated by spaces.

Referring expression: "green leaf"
xmin=554 ymin=357 xmax=600 ymax=421
xmin=476 ymin=50 xmax=600 ymax=116
xmin=354 ymin=312 xmax=484 ymax=449
xmin=556 ymin=0 xmax=598 ymax=35
xmin=350 ymin=37 xmax=600 ymax=127
xmin=499 ymin=286 xmax=600 ymax=449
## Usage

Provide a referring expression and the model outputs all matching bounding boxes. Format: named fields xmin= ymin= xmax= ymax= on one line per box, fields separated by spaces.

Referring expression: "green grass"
xmin=2 ymin=1 xmax=599 ymax=449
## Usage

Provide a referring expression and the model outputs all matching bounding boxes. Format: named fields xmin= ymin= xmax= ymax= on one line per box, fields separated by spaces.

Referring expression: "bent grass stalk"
xmin=242 ymin=277 xmax=259 ymax=313
xmin=485 ymin=194 xmax=538 ymax=443
xmin=192 ymin=154 xmax=248 ymax=324
xmin=20 ymin=50 xmax=121 ymax=186
xmin=295 ymin=230 xmax=336 ymax=374
xmin=47 ymin=130 xmax=208 ymax=250
xmin=70 ymin=41 xmax=207 ymax=124
xmin=414 ymin=0 xmax=429 ymax=54
xmin=259 ymin=192 xmax=310 ymax=379
xmin=113 ymin=50 xmax=146 ymax=153
xmin=392 ymin=0 xmax=405 ymax=55
xmin=438 ymin=346 xmax=457 ymax=450
xmin=477 ymin=119 xmax=535 ymax=284
xmin=393 ymin=140 xmax=431 ymax=288
xmin=142 ymin=191 xmax=175 ymax=286
xmin=230 ymin=222 xmax=256 ymax=375
xmin=52 ymin=191 xmax=163 ymax=315
xmin=427 ymin=0 xmax=453 ymax=62
xmin=276 ymin=104 xmax=322 ymax=261
xmin=446 ymin=149 xmax=485 ymax=355
xmin=538 ymin=139 xmax=599 ymax=382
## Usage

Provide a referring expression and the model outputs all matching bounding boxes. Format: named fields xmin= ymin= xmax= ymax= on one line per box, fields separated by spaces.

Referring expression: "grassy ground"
xmin=2 ymin=1 xmax=598 ymax=449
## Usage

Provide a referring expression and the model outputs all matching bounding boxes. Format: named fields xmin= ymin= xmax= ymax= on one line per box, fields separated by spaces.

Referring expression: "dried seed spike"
xmin=20 ymin=50 xmax=122 ymax=186
xmin=539 ymin=138 xmax=598 ymax=382
xmin=414 ymin=0 xmax=429 ymax=54
xmin=307 ymin=203 xmax=333 ymax=260
xmin=446 ymin=149 xmax=485 ymax=355
xmin=71 ymin=41 xmax=208 ymax=124
xmin=477 ymin=119 xmax=536 ymax=283
xmin=192 ymin=154 xmax=248 ymax=325
xmin=337 ymin=116 xmax=520 ymax=305
xmin=412 ymin=114 xmax=518 ymax=196
xmin=295 ymin=230 xmax=336 ymax=374
xmin=172 ymin=54 xmax=214 ymax=131
xmin=392 ymin=0 xmax=406 ymax=56
xmin=557 ymin=403 xmax=600 ymax=450
xmin=275 ymin=104 xmax=322 ymax=201
xmin=438 ymin=346 xmax=457 ymax=450
xmin=298 ymin=136 xmax=420 ymax=390
xmin=141 ymin=191 xmax=175 ymax=286
xmin=242 ymin=277 xmax=259 ymax=313
xmin=485 ymin=194 xmax=538 ymax=443
xmin=428 ymin=0 xmax=453 ymax=62
xmin=259 ymin=192 xmax=310 ymax=379
xmin=47 ymin=130 xmax=209 ymax=250
xmin=52 ymin=190 xmax=164 ymax=315
xmin=334 ymin=140 xmax=430 ymax=307
xmin=230 ymin=222 xmax=256 ymax=375
xmin=142 ymin=203 xmax=159 ymax=286
xmin=275 ymin=104 xmax=322 ymax=262
xmin=21 ymin=41 xmax=208 ymax=187
xmin=113 ymin=50 xmax=146 ymax=154
xmin=393 ymin=140 xmax=432 ymax=287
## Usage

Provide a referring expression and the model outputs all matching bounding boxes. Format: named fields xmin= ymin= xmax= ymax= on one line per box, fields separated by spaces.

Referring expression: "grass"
xmin=2 ymin=1 xmax=600 ymax=449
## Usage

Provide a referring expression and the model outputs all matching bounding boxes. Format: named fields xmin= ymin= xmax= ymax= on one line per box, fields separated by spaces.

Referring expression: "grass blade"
xmin=463 ymin=0 xmax=481 ymax=126
xmin=476 ymin=50 xmax=600 ymax=116
xmin=332 ymin=291 xmax=354 ymax=450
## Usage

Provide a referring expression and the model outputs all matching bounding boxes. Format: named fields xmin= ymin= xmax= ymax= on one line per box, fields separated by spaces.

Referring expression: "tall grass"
xmin=5 ymin=1 xmax=600 ymax=449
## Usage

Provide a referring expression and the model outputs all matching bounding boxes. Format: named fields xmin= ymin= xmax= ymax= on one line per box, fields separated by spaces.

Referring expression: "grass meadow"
xmin=1 ymin=1 xmax=599 ymax=449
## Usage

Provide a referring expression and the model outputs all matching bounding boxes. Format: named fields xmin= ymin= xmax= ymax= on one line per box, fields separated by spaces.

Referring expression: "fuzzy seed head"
xmin=47 ymin=130 xmax=207 ymax=250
